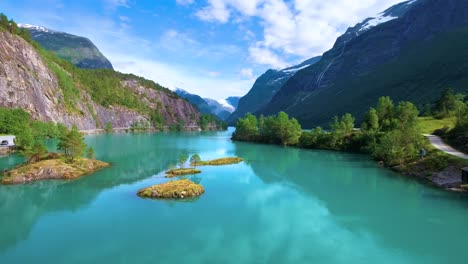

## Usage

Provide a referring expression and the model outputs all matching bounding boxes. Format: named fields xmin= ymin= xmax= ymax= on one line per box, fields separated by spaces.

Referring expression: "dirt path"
xmin=424 ymin=134 xmax=468 ymax=160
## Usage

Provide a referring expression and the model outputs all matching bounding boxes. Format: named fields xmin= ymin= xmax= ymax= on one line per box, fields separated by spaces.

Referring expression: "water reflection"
xmin=234 ymin=141 xmax=468 ymax=263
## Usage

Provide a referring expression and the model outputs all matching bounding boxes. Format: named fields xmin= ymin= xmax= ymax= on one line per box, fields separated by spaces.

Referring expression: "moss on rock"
xmin=137 ymin=179 xmax=204 ymax=199
xmin=165 ymin=168 xmax=201 ymax=178
xmin=191 ymin=157 xmax=243 ymax=166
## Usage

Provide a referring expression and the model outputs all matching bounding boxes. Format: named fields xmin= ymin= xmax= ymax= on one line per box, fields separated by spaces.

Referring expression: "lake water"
xmin=1 ymin=128 xmax=468 ymax=264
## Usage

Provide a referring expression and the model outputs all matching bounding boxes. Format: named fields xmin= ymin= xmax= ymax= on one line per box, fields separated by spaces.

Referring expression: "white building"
xmin=0 ymin=135 xmax=16 ymax=147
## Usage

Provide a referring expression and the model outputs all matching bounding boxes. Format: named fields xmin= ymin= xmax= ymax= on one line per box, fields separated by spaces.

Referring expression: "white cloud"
xmin=176 ymin=0 xmax=194 ymax=6
xmin=208 ymin=71 xmax=221 ymax=77
xmin=105 ymin=0 xmax=130 ymax=8
xmin=196 ymin=0 xmax=231 ymax=23
xmin=119 ymin=15 xmax=130 ymax=22
xmin=195 ymin=0 xmax=406 ymax=67
xmin=239 ymin=68 xmax=253 ymax=78
xmin=248 ymin=42 xmax=287 ymax=69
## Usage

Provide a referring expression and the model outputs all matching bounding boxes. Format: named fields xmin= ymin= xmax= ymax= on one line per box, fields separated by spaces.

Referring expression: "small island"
xmin=0 ymin=125 xmax=110 ymax=185
xmin=137 ymin=179 xmax=205 ymax=199
xmin=191 ymin=157 xmax=243 ymax=166
xmin=1 ymin=156 xmax=109 ymax=184
xmin=165 ymin=168 xmax=201 ymax=178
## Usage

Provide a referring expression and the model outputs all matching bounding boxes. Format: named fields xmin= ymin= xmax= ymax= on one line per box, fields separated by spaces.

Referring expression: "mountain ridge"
xmin=227 ymin=56 xmax=321 ymax=124
xmin=257 ymin=0 xmax=468 ymax=128
xmin=175 ymin=88 xmax=238 ymax=121
xmin=18 ymin=23 xmax=114 ymax=70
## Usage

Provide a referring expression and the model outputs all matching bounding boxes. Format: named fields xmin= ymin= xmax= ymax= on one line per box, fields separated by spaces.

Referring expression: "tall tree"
xmin=376 ymin=96 xmax=395 ymax=131
xmin=58 ymin=125 xmax=87 ymax=162
xmin=233 ymin=113 xmax=259 ymax=140
xmin=340 ymin=113 xmax=355 ymax=135
xmin=362 ymin=108 xmax=379 ymax=132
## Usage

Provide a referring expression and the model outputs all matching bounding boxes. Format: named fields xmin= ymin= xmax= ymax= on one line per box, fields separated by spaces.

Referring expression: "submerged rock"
xmin=137 ymin=179 xmax=204 ymax=199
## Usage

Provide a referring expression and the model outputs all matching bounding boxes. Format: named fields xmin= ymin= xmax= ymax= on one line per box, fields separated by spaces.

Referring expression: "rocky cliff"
xmin=0 ymin=30 xmax=203 ymax=130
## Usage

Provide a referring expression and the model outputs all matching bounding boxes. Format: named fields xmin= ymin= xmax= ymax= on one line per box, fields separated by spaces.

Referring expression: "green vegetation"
xmin=430 ymin=89 xmax=468 ymax=153
xmin=165 ymin=168 xmax=202 ymax=178
xmin=0 ymin=13 xmax=34 ymax=44
xmin=189 ymin=154 xmax=201 ymax=168
xmin=192 ymin=157 xmax=243 ymax=166
xmin=137 ymin=179 xmax=205 ymax=199
xmin=234 ymin=91 xmax=468 ymax=186
xmin=233 ymin=112 xmax=302 ymax=146
xmin=86 ymin=147 xmax=95 ymax=159
xmin=417 ymin=117 xmax=456 ymax=134
xmin=178 ymin=153 xmax=188 ymax=168
xmin=0 ymin=107 xmax=65 ymax=153
xmin=57 ymin=125 xmax=87 ymax=162
xmin=104 ymin=122 xmax=113 ymax=133
xmin=131 ymin=119 xmax=151 ymax=132
xmin=199 ymin=114 xmax=227 ymax=131
xmin=234 ymin=96 xmax=439 ymax=167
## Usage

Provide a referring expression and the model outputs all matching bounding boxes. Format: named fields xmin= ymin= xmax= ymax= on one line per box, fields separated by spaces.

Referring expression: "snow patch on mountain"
xmin=217 ymin=99 xmax=235 ymax=112
xmin=359 ymin=15 xmax=398 ymax=32
xmin=18 ymin=24 xmax=60 ymax=33
xmin=282 ymin=64 xmax=312 ymax=73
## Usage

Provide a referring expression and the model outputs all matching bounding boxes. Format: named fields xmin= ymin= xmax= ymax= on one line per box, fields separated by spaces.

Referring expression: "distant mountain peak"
xmin=18 ymin=24 xmax=59 ymax=34
xmin=216 ymin=98 xmax=235 ymax=112
xmin=343 ymin=0 xmax=420 ymax=41
xmin=19 ymin=24 xmax=113 ymax=70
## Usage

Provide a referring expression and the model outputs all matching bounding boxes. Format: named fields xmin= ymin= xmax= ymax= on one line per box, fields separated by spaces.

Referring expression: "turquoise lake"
xmin=1 ymin=128 xmax=468 ymax=263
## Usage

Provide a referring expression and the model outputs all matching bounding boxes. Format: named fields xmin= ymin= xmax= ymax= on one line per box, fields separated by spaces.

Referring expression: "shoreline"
xmin=80 ymin=125 xmax=223 ymax=135
xmin=232 ymin=138 xmax=468 ymax=194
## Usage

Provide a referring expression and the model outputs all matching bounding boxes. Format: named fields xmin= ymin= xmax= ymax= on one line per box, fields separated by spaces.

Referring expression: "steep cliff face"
xmin=0 ymin=31 xmax=201 ymax=130
xmin=259 ymin=0 xmax=468 ymax=127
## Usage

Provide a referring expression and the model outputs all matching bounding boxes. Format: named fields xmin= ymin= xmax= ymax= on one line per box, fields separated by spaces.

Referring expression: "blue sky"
xmin=0 ymin=0 xmax=404 ymax=99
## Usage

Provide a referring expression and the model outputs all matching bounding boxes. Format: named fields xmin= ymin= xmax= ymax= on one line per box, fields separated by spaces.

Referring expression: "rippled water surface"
xmin=1 ymin=128 xmax=468 ymax=263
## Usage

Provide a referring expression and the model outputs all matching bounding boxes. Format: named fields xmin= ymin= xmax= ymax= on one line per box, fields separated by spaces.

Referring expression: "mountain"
xmin=258 ymin=0 xmax=468 ymax=128
xmin=175 ymin=89 xmax=238 ymax=121
xmin=174 ymin=88 xmax=212 ymax=114
xmin=227 ymin=56 xmax=321 ymax=124
xmin=0 ymin=18 xmax=221 ymax=131
xmin=18 ymin=24 xmax=114 ymax=70
xmin=203 ymin=98 xmax=233 ymax=121
xmin=225 ymin=97 xmax=240 ymax=109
